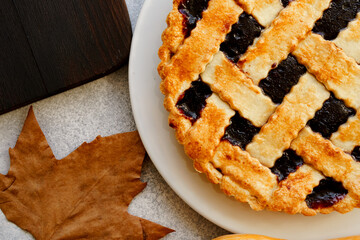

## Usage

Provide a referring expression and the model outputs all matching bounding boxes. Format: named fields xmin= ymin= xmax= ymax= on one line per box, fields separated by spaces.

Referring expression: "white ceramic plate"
xmin=128 ymin=0 xmax=360 ymax=239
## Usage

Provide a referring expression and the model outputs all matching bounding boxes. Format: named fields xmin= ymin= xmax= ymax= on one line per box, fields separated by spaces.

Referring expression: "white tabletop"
xmin=0 ymin=1 xmax=229 ymax=239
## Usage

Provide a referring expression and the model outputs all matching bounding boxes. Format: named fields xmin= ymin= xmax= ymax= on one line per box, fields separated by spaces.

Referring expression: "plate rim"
xmin=128 ymin=0 xmax=360 ymax=238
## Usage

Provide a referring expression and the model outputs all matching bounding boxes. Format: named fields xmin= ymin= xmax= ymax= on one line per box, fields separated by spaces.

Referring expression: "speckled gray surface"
xmin=0 ymin=1 xmax=229 ymax=239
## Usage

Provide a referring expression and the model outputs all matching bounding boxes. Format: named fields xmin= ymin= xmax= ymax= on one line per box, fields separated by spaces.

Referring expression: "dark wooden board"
xmin=0 ymin=0 xmax=47 ymax=112
xmin=0 ymin=0 xmax=132 ymax=114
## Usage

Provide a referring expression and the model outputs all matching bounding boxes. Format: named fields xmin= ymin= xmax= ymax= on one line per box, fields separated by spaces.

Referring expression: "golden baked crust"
xmin=236 ymin=0 xmax=283 ymax=27
xmin=213 ymin=140 xmax=277 ymax=210
xmin=201 ymin=52 xmax=276 ymax=127
xmin=158 ymin=0 xmax=360 ymax=215
xmin=268 ymin=165 xmax=323 ymax=215
xmin=331 ymin=112 xmax=360 ymax=152
xmin=158 ymin=0 xmax=184 ymax=80
xmin=292 ymin=33 xmax=360 ymax=109
xmin=291 ymin=127 xmax=360 ymax=214
xmin=333 ymin=13 xmax=360 ymax=64
xmin=246 ymin=73 xmax=329 ymax=167
xmin=239 ymin=0 xmax=332 ymax=83
xmin=159 ymin=0 xmax=242 ymax=143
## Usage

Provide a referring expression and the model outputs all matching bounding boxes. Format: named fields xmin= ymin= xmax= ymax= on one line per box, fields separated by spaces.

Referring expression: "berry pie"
xmin=158 ymin=0 xmax=360 ymax=215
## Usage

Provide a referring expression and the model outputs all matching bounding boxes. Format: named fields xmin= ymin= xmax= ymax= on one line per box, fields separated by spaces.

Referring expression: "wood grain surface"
xmin=0 ymin=0 xmax=132 ymax=114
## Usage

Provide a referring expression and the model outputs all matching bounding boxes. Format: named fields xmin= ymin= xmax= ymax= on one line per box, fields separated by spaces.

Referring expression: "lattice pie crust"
xmin=158 ymin=0 xmax=360 ymax=215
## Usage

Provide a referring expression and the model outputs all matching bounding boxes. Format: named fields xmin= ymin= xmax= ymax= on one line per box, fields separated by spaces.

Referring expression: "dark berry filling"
xmin=222 ymin=112 xmax=260 ymax=150
xmin=220 ymin=13 xmax=263 ymax=63
xmin=312 ymin=0 xmax=360 ymax=40
xmin=259 ymin=54 xmax=307 ymax=104
xmin=305 ymin=177 xmax=348 ymax=209
xmin=176 ymin=79 xmax=212 ymax=123
xmin=281 ymin=0 xmax=294 ymax=7
xmin=351 ymin=146 xmax=360 ymax=162
xmin=178 ymin=0 xmax=210 ymax=38
xmin=270 ymin=149 xmax=304 ymax=182
xmin=308 ymin=93 xmax=355 ymax=138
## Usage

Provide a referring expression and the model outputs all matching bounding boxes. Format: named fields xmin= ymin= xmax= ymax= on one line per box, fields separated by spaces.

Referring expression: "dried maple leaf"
xmin=0 ymin=107 xmax=173 ymax=240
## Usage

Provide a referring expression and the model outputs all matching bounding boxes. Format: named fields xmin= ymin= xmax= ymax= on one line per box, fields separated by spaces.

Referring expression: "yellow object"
xmin=213 ymin=234 xmax=284 ymax=240
xmin=331 ymin=237 xmax=360 ymax=240
xmin=213 ymin=234 xmax=360 ymax=240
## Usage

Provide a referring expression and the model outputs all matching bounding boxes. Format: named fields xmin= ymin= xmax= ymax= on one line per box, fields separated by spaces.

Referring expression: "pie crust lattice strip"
xmin=158 ymin=0 xmax=360 ymax=215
